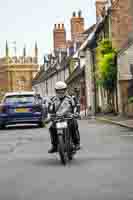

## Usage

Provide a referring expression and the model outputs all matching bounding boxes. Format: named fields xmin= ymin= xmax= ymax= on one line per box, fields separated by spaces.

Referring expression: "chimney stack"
xmin=78 ymin=10 xmax=82 ymax=17
xmin=95 ymin=0 xmax=108 ymax=21
xmin=71 ymin=10 xmax=84 ymax=43
xmin=53 ymin=23 xmax=66 ymax=51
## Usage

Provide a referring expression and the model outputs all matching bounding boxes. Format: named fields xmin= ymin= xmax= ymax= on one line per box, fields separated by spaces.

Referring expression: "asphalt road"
xmin=0 ymin=120 xmax=133 ymax=200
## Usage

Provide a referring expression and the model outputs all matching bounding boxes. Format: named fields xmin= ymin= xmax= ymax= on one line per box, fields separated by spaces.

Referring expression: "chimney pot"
xmin=78 ymin=10 xmax=82 ymax=17
xmin=54 ymin=24 xmax=56 ymax=29
xmin=58 ymin=24 xmax=60 ymax=29
xmin=62 ymin=24 xmax=64 ymax=29
xmin=73 ymin=11 xmax=76 ymax=17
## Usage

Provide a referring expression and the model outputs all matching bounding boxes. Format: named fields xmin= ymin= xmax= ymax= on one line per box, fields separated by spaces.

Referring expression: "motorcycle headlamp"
xmin=56 ymin=121 xmax=68 ymax=129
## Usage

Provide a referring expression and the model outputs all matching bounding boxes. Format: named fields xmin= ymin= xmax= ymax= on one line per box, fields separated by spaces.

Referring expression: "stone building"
xmin=0 ymin=41 xmax=39 ymax=98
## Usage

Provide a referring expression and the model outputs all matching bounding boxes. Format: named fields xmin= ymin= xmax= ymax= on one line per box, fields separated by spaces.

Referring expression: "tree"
xmin=96 ymin=39 xmax=117 ymax=112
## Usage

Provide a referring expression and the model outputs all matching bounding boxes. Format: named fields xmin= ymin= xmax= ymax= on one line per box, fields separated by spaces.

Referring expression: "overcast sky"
xmin=0 ymin=0 xmax=96 ymax=63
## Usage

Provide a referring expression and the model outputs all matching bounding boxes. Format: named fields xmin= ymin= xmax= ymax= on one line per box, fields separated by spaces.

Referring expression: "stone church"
xmin=0 ymin=41 xmax=39 ymax=98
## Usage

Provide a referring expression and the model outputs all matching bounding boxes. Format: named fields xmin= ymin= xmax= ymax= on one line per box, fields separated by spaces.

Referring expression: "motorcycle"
xmin=50 ymin=113 xmax=78 ymax=165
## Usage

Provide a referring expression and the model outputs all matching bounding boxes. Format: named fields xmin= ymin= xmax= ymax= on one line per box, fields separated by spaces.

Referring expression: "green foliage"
xmin=68 ymin=57 xmax=76 ymax=74
xmin=128 ymin=96 xmax=133 ymax=104
xmin=70 ymin=59 xmax=75 ymax=74
xmin=97 ymin=39 xmax=113 ymax=55
xmin=96 ymin=39 xmax=117 ymax=92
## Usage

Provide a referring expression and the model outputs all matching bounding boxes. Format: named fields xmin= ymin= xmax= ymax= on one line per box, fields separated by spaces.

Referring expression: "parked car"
xmin=0 ymin=91 xmax=46 ymax=129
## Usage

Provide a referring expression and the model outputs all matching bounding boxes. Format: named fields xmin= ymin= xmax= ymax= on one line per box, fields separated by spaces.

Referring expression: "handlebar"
xmin=50 ymin=113 xmax=80 ymax=120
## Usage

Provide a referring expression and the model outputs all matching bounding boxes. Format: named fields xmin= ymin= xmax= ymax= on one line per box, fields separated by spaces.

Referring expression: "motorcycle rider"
xmin=48 ymin=81 xmax=80 ymax=153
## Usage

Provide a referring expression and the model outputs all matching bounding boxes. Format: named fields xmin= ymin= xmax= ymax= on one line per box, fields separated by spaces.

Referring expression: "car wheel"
xmin=0 ymin=123 xmax=6 ymax=129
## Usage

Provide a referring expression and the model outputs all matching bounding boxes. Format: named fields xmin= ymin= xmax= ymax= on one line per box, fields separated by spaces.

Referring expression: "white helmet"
xmin=55 ymin=81 xmax=67 ymax=90
xmin=55 ymin=81 xmax=67 ymax=98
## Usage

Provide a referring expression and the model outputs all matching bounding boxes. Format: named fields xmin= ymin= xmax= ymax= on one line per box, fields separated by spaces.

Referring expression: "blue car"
xmin=0 ymin=91 xmax=45 ymax=129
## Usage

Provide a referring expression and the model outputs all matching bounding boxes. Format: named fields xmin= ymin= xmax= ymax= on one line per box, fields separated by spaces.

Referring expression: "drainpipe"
xmin=115 ymin=53 xmax=119 ymax=113
xmin=91 ymin=49 xmax=96 ymax=118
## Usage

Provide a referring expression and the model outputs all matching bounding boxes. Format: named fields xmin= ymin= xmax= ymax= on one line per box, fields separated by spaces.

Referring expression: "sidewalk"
xmin=96 ymin=114 xmax=133 ymax=129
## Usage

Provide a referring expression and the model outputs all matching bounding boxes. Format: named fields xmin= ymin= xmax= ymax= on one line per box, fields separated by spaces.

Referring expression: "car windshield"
xmin=4 ymin=95 xmax=35 ymax=104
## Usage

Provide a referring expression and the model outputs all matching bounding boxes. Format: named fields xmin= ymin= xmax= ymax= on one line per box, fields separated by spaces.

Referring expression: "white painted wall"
xmin=32 ymin=67 xmax=69 ymax=98
xmin=80 ymin=57 xmax=86 ymax=68
xmin=85 ymin=50 xmax=92 ymax=111
xmin=118 ymin=45 xmax=133 ymax=81
xmin=117 ymin=43 xmax=133 ymax=114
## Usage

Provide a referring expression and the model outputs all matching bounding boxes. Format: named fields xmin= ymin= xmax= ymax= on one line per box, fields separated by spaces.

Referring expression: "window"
xmin=16 ymin=77 xmax=26 ymax=90
xmin=4 ymin=95 xmax=35 ymax=104
xmin=130 ymin=64 xmax=133 ymax=76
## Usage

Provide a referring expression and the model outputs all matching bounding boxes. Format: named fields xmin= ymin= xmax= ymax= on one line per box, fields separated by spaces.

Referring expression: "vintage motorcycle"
xmin=50 ymin=113 xmax=78 ymax=165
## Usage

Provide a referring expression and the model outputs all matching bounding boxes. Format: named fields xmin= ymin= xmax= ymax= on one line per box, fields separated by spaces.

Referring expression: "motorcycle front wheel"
xmin=65 ymin=128 xmax=73 ymax=161
xmin=58 ymin=135 xmax=67 ymax=165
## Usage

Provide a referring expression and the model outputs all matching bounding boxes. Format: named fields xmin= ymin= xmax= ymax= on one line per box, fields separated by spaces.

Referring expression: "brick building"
xmin=95 ymin=0 xmax=133 ymax=49
xmin=95 ymin=0 xmax=133 ymax=115
xmin=111 ymin=0 xmax=133 ymax=49
xmin=117 ymin=41 xmax=133 ymax=116
xmin=0 ymin=41 xmax=39 ymax=99
xmin=110 ymin=0 xmax=133 ymax=115
xmin=95 ymin=0 xmax=108 ymax=20
xmin=53 ymin=11 xmax=86 ymax=55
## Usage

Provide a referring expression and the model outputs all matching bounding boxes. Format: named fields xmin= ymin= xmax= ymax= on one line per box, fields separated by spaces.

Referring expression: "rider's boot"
xmin=72 ymin=128 xmax=80 ymax=151
xmin=72 ymin=119 xmax=81 ymax=151
xmin=48 ymin=127 xmax=57 ymax=153
xmin=75 ymin=129 xmax=80 ymax=150
xmin=75 ymin=143 xmax=80 ymax=151
xmin=48 ymin=145 xmax=57 ymax=153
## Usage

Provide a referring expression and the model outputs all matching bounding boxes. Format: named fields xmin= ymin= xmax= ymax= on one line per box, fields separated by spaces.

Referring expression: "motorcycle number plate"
xmin=56 ymin=122 xmax=67 ymax=129
xmin=57 ymin=129 xmax=63 ymax=135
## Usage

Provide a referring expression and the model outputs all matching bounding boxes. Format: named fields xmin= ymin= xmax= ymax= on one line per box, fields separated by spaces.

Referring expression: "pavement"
xmin=95 ymin=114 xmax=133 ymax=129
